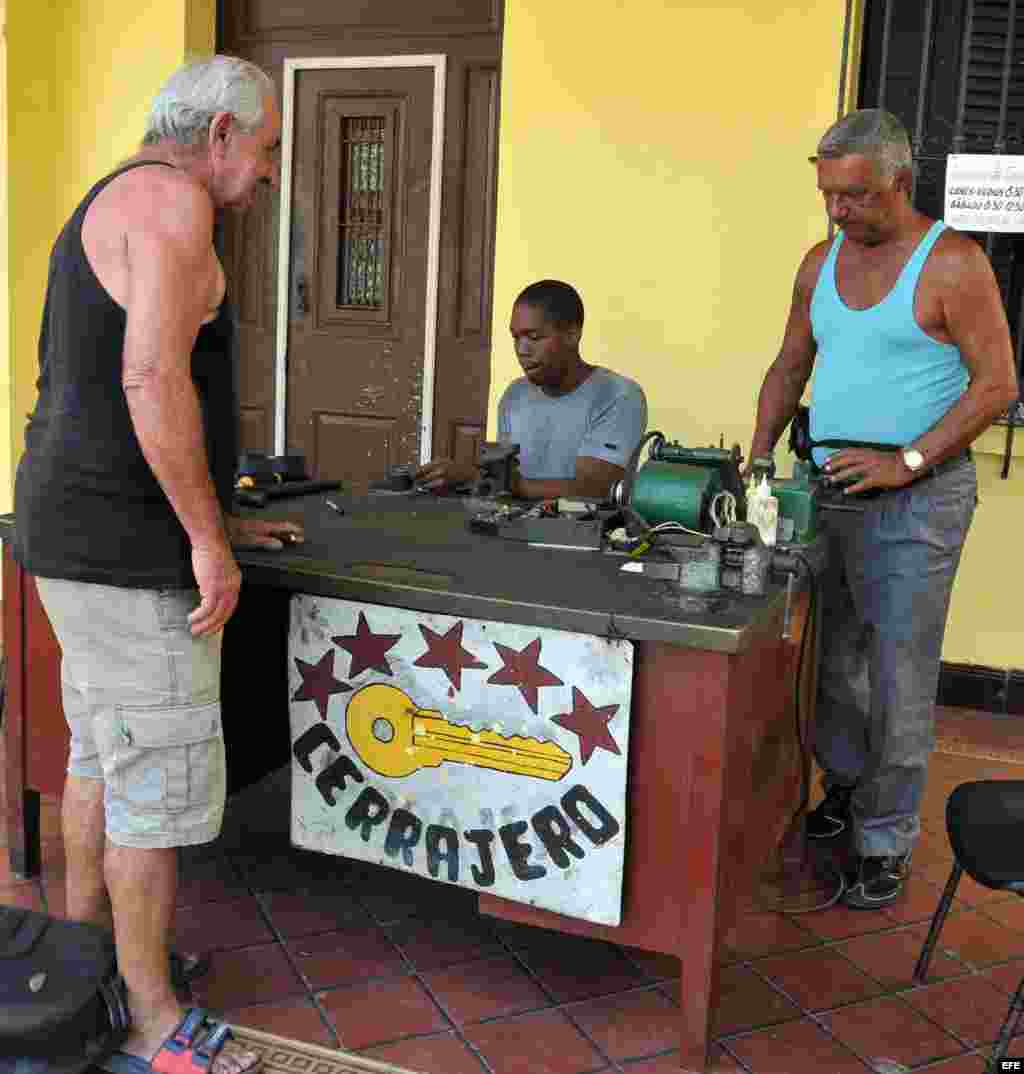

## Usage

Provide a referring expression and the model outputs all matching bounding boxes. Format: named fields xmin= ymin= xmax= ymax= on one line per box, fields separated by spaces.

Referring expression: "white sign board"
xmin=288 ymin=596 xmax=634 ymax=926
xmin=945 ymin=154 xmax=1024 ymax=232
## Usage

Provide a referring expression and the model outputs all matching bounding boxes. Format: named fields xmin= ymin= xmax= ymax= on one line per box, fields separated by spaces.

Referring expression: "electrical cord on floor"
xmin=767 ymin=550 xmax=846 ymax=914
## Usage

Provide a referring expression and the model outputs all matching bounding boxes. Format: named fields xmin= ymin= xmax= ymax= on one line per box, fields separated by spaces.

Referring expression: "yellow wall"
xmin=491 ymin=0 xmax=1022 ymax=670
xmin=3 ymin=0 xmax=215 ymax=514
xmin=0 ymin=1 xmax=9 ymax=514
xmin=945 ymin=450 xmax=1022 ymax=667
xmin=491 ymin=0 xmax=852 ymax=454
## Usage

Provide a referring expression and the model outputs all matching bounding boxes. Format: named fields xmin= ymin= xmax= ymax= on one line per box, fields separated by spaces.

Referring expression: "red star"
xmin=413 ymin=621 xmax=488 ymax=690
xmin=332 ymin=612 xmax=402 ymax=679
xmin=292 ymin=650 xmax=351 ymax=719
xmin=550 ymin=687 xmax=621 ymax=765
xmin=487 ymin=638 xmax=564 ymax=713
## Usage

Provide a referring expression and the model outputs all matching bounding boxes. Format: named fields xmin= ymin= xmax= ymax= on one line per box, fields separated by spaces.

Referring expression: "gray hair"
xmin=816 ymin=109 xmax=913 ymax=178
xmin=143 ymin=55 xmax=275 ymax=146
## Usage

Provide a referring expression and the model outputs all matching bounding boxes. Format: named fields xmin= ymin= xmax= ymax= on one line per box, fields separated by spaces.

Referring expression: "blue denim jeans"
xmin=814 ymin=457 xmax=977 ymax=857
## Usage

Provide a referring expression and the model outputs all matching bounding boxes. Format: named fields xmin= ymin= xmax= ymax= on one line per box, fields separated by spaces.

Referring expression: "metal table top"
xmin=0 ymin=494 xmax=789 ymax=653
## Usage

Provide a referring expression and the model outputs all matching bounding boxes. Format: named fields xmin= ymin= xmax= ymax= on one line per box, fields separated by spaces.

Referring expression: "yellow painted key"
xmin=345 ymin=683 xmax=572 ymax=781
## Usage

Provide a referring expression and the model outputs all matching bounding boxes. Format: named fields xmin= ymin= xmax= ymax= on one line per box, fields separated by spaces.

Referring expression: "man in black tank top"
xmin=12 ymin=56 xmax=301 ymax=1073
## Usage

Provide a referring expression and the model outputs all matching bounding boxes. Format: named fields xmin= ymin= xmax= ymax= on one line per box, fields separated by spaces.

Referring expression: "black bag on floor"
xmin=0 ymin=905 xmax=131 ymax=1074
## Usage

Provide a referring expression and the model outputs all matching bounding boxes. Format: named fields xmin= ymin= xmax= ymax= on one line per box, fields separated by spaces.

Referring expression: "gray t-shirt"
xmin=496 ymin=367 xmax=648 ymax=480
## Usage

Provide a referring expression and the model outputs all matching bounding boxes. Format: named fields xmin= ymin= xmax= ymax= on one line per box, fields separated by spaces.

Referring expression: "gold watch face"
xmin=903 ymin=449 xmax=925 ymax=471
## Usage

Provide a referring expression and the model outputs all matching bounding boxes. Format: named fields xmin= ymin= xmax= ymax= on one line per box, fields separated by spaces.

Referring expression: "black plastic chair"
xmin=914 ymin=780 xmax=1024 ymax=1071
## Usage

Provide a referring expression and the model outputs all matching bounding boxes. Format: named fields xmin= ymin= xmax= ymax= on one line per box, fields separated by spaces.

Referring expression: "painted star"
xmin=332 ymin=612 xmax=402 ymax=679
xmin=487 ymin=638 xmax=564 ymax=713
xmin=292 ymin=650 xmax=351 ymax=719
xmin=413 ymin=621 xmax=488 ymax=690
xmin=550 ymin=687 xmax=621 ymax=765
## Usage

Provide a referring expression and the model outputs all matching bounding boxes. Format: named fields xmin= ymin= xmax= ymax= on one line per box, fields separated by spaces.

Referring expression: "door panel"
xmin=288 ymin=66 xmax=434 ymax=488
xmin=223 ymin=181 xmax=277 ymax=453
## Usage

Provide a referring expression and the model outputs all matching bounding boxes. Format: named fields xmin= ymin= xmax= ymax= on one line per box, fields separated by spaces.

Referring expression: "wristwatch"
xmin=902 ymin=448 xmax=925 ymax=473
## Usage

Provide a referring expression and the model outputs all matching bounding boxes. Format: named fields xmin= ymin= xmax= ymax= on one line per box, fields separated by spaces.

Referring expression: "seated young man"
xmin=416 ymin=279 xmax=647 ymax=500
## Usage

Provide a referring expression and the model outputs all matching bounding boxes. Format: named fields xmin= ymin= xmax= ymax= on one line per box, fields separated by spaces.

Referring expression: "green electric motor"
xmin=770 ymin=461 xmax=817 ymax=543
xmin=628 ymin=461 xmax=718 ymax=529
xmin=614 ymin=440 xmax=746 ymax=531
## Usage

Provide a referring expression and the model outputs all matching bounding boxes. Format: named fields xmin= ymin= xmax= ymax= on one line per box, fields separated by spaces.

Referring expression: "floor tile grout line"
xmin=288 ymin=895 xmax=458 ymax=1056
xmin=749 ymin=924 xmax=979 ymax=1007
xmin=743 ymin=910 xmax=1012 ymax=979
xmin=388 ymin=922 xmax=665 ymax=1072
xmin=759 ymin=934 xmax=1024 ymax=1023
xmin=244 ymin=863 xmax=345 ymax=1049
xmin=801 ymin=987 xmax=982 ymax=1071
xmin=713 ymin=1038 xmax=766 ymax=1074
xmin=491 ymin=924 xmax=657 ymax=1011
xmin=911 ymin=1045 xmax=996 ymax=1070
xmin=734 ymin=994 xmax=952 ymax=1073
xmin=557 ymin=982 xmax=673 ymax=1071
xmin=350 ymin=1025 xmax=497 ymax=1074
xmin=744 ymin=942 xmax=1010 ymax=1061
xmin=403 ymin=961 xmax=502 ymax=1074
xmin=730 ymin=962 xmax=954 ymax=1069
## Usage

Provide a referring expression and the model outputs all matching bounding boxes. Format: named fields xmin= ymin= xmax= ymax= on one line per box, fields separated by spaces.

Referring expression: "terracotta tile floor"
xmin=4 ymin=706 xmax=1024 ymax=1073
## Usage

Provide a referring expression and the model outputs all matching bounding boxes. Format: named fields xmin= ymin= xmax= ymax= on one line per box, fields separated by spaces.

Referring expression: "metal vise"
xmin=473 ymin=441 xmax=520 ymax=498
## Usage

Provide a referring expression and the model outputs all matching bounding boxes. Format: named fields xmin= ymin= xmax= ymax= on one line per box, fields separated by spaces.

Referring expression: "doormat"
xmin=231 ymin=1026 xmax=421 ymax=1074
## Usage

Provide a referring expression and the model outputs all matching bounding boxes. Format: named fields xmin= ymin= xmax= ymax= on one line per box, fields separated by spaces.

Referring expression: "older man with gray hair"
xmin=748 ymin=109 xmax=1017 ymax=910
xmin=12 ymin=55 xmax=301 ymax=1072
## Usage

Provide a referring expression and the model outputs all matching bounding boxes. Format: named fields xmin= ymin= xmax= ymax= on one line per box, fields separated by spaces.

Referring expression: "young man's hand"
xmin=413 ymin=458 xmax=477 ymax=489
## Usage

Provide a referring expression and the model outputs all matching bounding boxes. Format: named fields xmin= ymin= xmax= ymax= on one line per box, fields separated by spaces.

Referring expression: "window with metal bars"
xmin=859 ymin=0 xmax=1024 ymax=476
xmin=338 ymin=116 xmax=387 ymax=309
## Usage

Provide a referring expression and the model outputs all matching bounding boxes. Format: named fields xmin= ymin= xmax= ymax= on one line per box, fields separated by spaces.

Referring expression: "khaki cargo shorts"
xmin=36 ymin=576 xmax=226 ymax=849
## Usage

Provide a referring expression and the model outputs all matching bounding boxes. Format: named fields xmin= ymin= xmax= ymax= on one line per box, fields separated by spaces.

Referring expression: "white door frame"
xmin=274 ymin=54 xmax=447 ymax=463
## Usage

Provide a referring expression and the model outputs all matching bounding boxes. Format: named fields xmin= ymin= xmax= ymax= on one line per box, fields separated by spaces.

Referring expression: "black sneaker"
xmin=842 ymin=853 xmax=911 ymax=909
xmin=805 ymin=785 xmax=853 ymax=840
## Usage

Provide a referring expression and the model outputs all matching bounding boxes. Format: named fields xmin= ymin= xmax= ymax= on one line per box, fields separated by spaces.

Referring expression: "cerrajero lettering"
xmin=288 ymin=596 xmax=634 ymax=926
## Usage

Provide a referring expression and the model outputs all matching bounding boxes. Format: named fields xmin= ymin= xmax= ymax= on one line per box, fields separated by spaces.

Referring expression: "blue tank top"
xmin=809 ymin=220 xmax=967 ymax=466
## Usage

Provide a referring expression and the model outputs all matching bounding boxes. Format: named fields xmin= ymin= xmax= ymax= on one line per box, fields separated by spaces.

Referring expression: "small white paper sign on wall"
xmin=945 ymin=154 xmax=1024 ymax=232
xmin=287 ymin=595 xmax=634 ymax=926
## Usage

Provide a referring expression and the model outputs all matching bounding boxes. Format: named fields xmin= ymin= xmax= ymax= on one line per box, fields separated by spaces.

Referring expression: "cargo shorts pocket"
xmin=104 ymin=702 xmax=224 ymax=814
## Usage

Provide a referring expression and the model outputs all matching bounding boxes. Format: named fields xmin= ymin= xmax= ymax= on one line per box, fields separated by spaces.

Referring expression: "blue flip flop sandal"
xmin=98 ymin=1008 xmax=258 ymax=1074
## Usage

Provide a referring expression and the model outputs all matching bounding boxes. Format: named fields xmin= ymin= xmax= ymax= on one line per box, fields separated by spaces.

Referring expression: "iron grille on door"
xmin=338 ymin=116 xmax=387 ymax=309
xmin=859 ymin=0 xmax=1024 ymax=476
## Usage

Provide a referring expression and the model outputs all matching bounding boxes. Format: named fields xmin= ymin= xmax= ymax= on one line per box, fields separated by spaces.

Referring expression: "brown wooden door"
xmin=220 ymin=2 xmax=503 ymax=486
xmin=287 ymin=66 xmax=434 ymax=487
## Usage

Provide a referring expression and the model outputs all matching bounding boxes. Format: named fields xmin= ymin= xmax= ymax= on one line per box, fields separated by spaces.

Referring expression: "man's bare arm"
xmin=748 ymin=243 xmax=827 ymax=459
xmin=514 ymin=456 xmax=624 ymax=501
xmin=909 ymin=235 xmax=1018 ymax=466
xmin=121 ymin=172 xmax=239 ymax=635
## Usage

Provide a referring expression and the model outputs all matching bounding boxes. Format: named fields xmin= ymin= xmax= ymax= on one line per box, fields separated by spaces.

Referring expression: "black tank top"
xmin=12 ymin=161 xmax=238 ymax=588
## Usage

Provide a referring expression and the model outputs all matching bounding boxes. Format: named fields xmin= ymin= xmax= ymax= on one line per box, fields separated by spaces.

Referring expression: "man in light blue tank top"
xmin=749 ymin=110 xmax=1017 ymax=909
xmin=416 ymin=280 xmax=647 ymax=500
